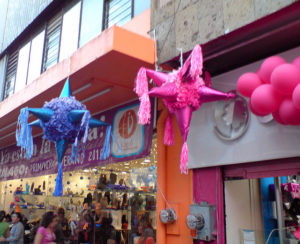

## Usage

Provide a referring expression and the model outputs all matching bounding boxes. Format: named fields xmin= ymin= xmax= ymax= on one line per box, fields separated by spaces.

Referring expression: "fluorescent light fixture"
xmin=92 ymin=168 xmax=97 ymax=172
xmin=0 ymin=131 xmax=15 ymax=140
xmin=83 ymin=169 xmax=89 ymax=173
xmin=81 ymin=88 xmax=111 ymax=103
xmin=73 ymin=83 xmax=92 ymax=95
xmin=144 ymin=158 xmax=151 ymax=163
xmin=0 ymin=122 xmax=16 ymax=132
xmin=0 ymin=114 xmax=33 ymax=133
xmin=124 ymin=163 xmax=130 ymax=165
xmin=122 ymin=171 xmax=127 ymax=174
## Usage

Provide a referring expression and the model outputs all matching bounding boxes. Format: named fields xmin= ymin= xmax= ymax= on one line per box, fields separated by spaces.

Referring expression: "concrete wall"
xmin=151 ymin=0 xmax=296 ymax=63
xmin=225 ymin=179 xmax=265 ymax=244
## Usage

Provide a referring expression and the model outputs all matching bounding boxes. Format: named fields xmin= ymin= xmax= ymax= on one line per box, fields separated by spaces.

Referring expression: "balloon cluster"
xmin=237 ymin=56 xmax=300 ymax=125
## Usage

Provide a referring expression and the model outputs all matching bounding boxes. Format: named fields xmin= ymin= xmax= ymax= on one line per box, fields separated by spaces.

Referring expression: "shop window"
xmin=79 ymin=0 xmax=104 ymax=47
xmin=27 ymin=30 xmax=45 ymax=84
xmin=59 ymin=2 xmax=81 ymax=62
xmin=42 ymin=12 xmax=63 ymax=72
xmin=0 ymin=138 xmax=157 ymax=243
xmin=3 ymin=50 xmax=18 ymax=99
xmin=15 ymin=42 xmax=31 ymax=92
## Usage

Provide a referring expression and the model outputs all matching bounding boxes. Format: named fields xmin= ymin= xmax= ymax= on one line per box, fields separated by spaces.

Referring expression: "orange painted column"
xmin=156 ymin=100 xmax=193 ymax=244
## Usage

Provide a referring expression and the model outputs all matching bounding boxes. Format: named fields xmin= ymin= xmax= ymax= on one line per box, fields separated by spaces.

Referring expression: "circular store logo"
xmin=214 ymin=94 xmax=249 ymax=141
xmin=118 ymin=109 xmax=137 ymax=139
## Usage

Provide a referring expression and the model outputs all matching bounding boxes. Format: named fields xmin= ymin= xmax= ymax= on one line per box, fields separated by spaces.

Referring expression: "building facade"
xmin=2 ymin=0 xmax=300 ymax=244
xmin=0 ymin=1 xmax=162 ymax=244
xmin=151 ymin=0 xmax=300 ymax=244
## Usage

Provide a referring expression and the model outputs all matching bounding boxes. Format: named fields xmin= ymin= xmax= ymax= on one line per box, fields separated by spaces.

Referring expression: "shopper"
xmin=96 ymin=211 xmax=116 ymax=244
xmin=0 ymin=211 xmax=9 ymax=243
xmin=78 ymin=212 xmax=94 ymax=244
xmin=54 ymin=208 xmax=70 ymax=244
xmin=33 ymin=211 xmax=57 ymax=244
xmin=137 ymin=215 xmax=155 ymax=244
xmin=0 ymin=212 xmax=24 ymax=244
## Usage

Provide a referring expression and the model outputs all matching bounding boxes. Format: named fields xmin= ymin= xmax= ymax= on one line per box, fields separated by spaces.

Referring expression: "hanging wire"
xmin=158 ymin=0 xmax=182 ymax=57
xmin=68 ymin=56 xmax=71 ymax=78
xmin=177 ymin=48 xmax=183 ymax=68
xmin=156 ymin=181 xmax=172 ymax=209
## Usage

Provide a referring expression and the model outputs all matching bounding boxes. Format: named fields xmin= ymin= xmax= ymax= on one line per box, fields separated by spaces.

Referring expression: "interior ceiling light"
xmin=81 ymin=87 xmax=111 ymax=103
xmin=73 ymin=83 xmax=92 ymax=95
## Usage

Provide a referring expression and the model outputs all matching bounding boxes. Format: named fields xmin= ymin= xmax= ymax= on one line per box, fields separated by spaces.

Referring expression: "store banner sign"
xmin=0 ymin=100 xmax=153 ymax=181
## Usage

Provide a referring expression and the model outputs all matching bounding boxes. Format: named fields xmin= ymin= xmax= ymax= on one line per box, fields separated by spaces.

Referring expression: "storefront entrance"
xmin=225 ymin=172 xmax=300 ymax=244
xmin=0 ymin=138 xmax=157 ymax=244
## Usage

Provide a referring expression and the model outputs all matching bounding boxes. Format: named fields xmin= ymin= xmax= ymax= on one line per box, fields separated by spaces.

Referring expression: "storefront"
xmin=0 ymin=100 xmax=157 ymax=244
xmin=187 ymin=45 xmax=300 ymax=244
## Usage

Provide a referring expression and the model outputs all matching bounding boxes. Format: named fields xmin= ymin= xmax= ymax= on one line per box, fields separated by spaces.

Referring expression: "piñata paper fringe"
xmin=16 ymin=107 xmax=33 ymax=159
xmin=180 ymin=142 xmax=189 ymax=174
xmin=101 ymin=125 xmax=112 ymax=160
xmin=53 ymin=163 xmax=63 ymax=196
xmin=190 ymin=45 xmax=203 ymax=79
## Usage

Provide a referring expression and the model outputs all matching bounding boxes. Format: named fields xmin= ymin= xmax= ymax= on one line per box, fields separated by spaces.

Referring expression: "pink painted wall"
xmin=193 ymin=167 xmax=225 ymax=244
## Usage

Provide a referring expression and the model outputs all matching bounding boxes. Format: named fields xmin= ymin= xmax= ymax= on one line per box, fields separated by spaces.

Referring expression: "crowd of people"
xmin=0 ymin=207 xmax=155 ymax=244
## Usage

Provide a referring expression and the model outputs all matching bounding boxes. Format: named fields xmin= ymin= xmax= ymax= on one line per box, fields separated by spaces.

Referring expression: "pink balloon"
xmin=272 ymin=110 xmax=286 ymax=125
xmin=292 ymin=56 xmax=300 ymax=69
xmin=237 ymin=72 xmax=262 ymax=97
xmin=250 ymin=84 xmax=282 ymax=115
xmin=292 ymin=84 xmax=300 ymax=110
xmin=271 ymin=64 xmax=300 ymax=96
xmin=257 ymin=56 xmax=286 ymax=83
xmin=278 ymin=99 xmax=300 ymax=125
xmin=249 ymin=101 xmax=266 ymax=116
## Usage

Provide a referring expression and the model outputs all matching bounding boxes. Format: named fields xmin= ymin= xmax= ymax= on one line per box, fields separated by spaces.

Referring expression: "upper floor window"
xmin=59 ymin=2 xmax=81 ymax=62
xmin=15 ymin=42 xmax=31 ymax=92
xmin=27 ymin=30 xmax=45 ymax=84
xmin=42 ymin=12 xmax=63 ymax=72
xmin=104 ymin=0 xmax=150 ymax=29
xmin=3 ymin=50 xmax=18 ymax=99
xmin=2 ymin=0 xmax=150 ymax=101
xmin=104 ymin=0 xmax=132 ymax=28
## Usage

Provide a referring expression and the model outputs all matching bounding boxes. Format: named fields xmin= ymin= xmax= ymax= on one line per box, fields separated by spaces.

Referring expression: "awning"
xmin=0 ymin=26 xmax=155 ymax=149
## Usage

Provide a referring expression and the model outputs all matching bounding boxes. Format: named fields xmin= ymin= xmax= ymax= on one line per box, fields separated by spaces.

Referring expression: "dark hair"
xmin=40 ymin=211 xmax=56 ymax=228
xmin=12 ymin=212 xmax=23 ymax=222
xmin=0 ymin=211 xmax=6 ymax=222
xmin=83 ymin=213 xmax=93 ymax=223
xmin=5 ymin=214 xmax=11 ymax=223
xmin=57 ymin=207 xmax=65 ymax=216
xmin=101 ymin=213 xmax=113 ymax=226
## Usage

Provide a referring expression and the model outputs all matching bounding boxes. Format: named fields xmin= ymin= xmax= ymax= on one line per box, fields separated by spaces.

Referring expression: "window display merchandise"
xmin=0 ymin=140 xmax=157 ymax=244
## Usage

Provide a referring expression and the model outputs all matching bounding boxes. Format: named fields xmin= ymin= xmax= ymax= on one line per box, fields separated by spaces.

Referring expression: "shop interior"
xmin=225 ymin=175 xmax=300 ymax=244
xmin=0 ymin=139 xmax=157 ymax=244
